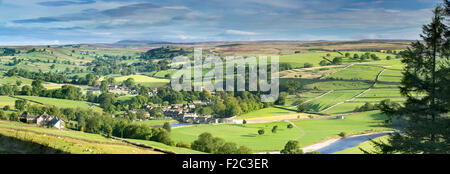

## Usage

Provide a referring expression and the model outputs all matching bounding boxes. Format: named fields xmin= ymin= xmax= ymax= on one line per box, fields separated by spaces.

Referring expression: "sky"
xmin=0 ymin=0 xmax=443 ymax=45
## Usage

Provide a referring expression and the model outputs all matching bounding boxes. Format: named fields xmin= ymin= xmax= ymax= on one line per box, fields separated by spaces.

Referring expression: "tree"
xmin=304 ymin=62 xmax=313 ymax=68
xmin=332 ymin=57 xmax=343 ymax=65
xmin=373 ymin=6 xmax=450 ymax=154
xmin=163 ymin=122 xmax=171 ymax=132
xmin=123 ymin=78 xmax=135 ymax=88
xmin=15 ymin=99 xmax=27 ymax=111
xmin=281 ymin=140 xmax=304 ymax=154
xmin=3 ymin=105 xmax=10 ymax=111
xmin=31 ymin=80 xmax=44 ymax=96
xmin=287 ymin=124 xmax=294 ymax=129
xmin=272 ymin=125 xmax=278 ymax=133
xmin=297 ymin=102 xmax=307 ymax=113
xmin=275 ymin=92 xmax=287 ymax=105
xmin=105 ymin=125 xmax=112 ymax=138
xmin=100 ymin=80 xmax=109 ymax=94
xmin=258 ymin=129 xmax=265 ymax=135
xmin=0 ymin=110 xmax=7 ymax=120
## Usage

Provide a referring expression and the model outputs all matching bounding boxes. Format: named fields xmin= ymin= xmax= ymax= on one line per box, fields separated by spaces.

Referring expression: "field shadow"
xmin=0 ymin=134 xmax=68 ymax=154
xmin=240 ymin=134 xmax=258 ymax=138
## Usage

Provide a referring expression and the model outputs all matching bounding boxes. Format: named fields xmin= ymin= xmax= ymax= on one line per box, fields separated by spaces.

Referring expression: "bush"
xmin=162 ymin=122 xmax=171 ymax=132
xmin=191 ymin=132 xmax=251 ymax=154
xmin=3 ymin=105 xmax=10 ymax=111
xmin=176 ymin=142 xmax=191 ymax=149
xmin=258 ymin=129 xmax=265 ymax=135
xmin=242 ymin=120 xmax=247 ymax=124
xmin=280 ymin=140 xmax=303 ymax=154
xmin=0 ymin=110 xmax=7 ymax=120
xmin=287 ymin=124 xmax=294 ymax=129
xmin=272 ymin=126 xmax=278 ymax=133
xmin=304 ymin=63 xmax=313 ymax=68
xmin=9 ymin=113 xmax=19 ymax=121
xmin=338 ymin=132 xmax=347 ymax=138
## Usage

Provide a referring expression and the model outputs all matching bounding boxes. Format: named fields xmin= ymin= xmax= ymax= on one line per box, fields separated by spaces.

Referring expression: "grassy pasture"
xmin=237 ymin=107 xmax=296 ymax=119
xmin=171 ymin=111 xmax=390 ymax=152
xmin=279 ymin=52 xmax=342 ymax=67
xmin=305 ymin=89 xmax=366 ymax=112
xmin=378 ymin=69 xmax=403 ymax=82
xmin=328 ymin=65 xmax=384 ymax=81
xmin=0 ymin=121 xmax=163 ymax=154
xmin=15 ymin=96 xmax=103 ymax=113
xmin=134 ymin=119 xmax=178 ymax=127
xmin=114 ymin=74 xmax=170 ymax=87
xmin=322 ymin=102 xmax=366 ymax=115
xmin=299 ymin=79 xmax=373 ymax=91
xmin=0 ymin=96 xmax=17 ymax=109
xmin=123 ymin=138 xmax=205 ymax=154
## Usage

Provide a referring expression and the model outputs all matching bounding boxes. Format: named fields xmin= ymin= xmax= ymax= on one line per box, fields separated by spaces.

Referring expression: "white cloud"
xmin=225 ymin=29 xmax=260 ymax=36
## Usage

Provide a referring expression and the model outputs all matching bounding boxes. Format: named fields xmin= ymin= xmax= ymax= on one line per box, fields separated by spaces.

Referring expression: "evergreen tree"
xmin=373 ymin=6 xmax=450 ymax=154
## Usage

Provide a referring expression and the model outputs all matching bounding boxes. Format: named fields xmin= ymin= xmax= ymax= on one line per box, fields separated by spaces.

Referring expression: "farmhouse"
xmin=35 ymin=113 xmax=65 ymax=130
xmin=20 ymin=114 xmax=38 ymax=123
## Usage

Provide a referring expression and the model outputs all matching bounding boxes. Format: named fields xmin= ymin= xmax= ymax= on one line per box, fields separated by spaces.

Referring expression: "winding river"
xmin=302 ymin=131 xmax=394 ymax=154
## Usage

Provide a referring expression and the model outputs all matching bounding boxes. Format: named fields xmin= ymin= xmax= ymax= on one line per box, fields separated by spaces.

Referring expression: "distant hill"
xmin=112 ymin=40 xmax=173 ymax=47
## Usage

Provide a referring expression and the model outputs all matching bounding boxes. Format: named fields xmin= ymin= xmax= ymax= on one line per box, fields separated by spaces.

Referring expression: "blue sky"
xmin=0 ymin=0 xmax=442 ymax=45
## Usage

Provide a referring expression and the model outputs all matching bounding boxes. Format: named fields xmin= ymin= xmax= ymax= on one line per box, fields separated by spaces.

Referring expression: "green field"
xmin=15 ymin=96 xmax=103 ymax=113
xmin=171 ymin=111 xmax=390 ymax=152
xmin=0 ymin=96 xmax=17 ymax=109
xmin=328 ymin=65 xmax=384 ymax=81
xmin=322 ymin=102 xmax=366 ymax=115
xmin=305 ymin=89 xmax=365 ymax=112
xmin=279 ymin=52 xmax=342 ymax=67
xmin=237 ymin=107 xmax=296 ymax=119
xmin=134 ymin=119 xmax=178 ymax=127
xmin=114 ymin=74 xmax=170 ymax=87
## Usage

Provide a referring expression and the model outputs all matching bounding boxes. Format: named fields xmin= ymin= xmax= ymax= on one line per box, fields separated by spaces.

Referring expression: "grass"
xmin=306 ymin=89 xmax=366 ymax=112
xmin=114 ymin=74 xmax=170 ymax=87
xmin=290 ymin=111 xmax=391 ymax=148
xmin=322 ymin=102 xmax=366 ymax=115
xmin=0 ymin=96 xmax=17 ymax=109
xmin=0 ymin=128 xmax=162 ymax=154
xmin=0 ymin=120 xmax=201 ymax=154
xmin=237 ymin=107 xmax=296 ymax=119
xmin=154 ymin=69 xmax=177 ymax=78
xmin=134 ymin=119 xmax=178 ymax=127
xmin=279 ymin=52 xmax=342 ymax=67
xmin=171 ymin=111 xmax=391 ymax=152
xmin=15 ymin=96 xmax=103 ymax=113
xmin=300 ymin=79 xmax=372 ymax=91
xmin=334 ymin=135 xmax=389 ymax=154
xmin=328 ymin=65 xmax=384 ymax=81
xmin=378 ymin=69 xmax=403 ymax=82
xmin=123 ymin=138 xmax=206 ymax=154
xmin=171 ymin=122 xmax=302 ymax=152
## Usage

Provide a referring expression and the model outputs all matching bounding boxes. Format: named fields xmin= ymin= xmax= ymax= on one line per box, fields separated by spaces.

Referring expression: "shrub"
xmin=3 ymin=105 xmax=10 ymax=111
xmin=191 ymin=132 xmax=251 ymax=154
xmin=176 ymin=142 xmax=191 ymax=149
xmin=258 ymin=129 xmax=265 ymax=135
xmin=162 ymin=122 xmax=171 ymax=132
xmin=242 ymin=120 xmax=247 ymax=124
xmin=338 ymin=132 xmax=347 ymax=138
xmin=272 ymin=126 xmax=278 ymax=133
xmin=0 ymin=110 xmax=7 ymax=120
xmin=280 ymin=140 xmax=303 ymax=154
xmin=304 ymin=63 xmax=313 ymax=68
xmin=287 ymin=124 xmax=294 ymax=129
